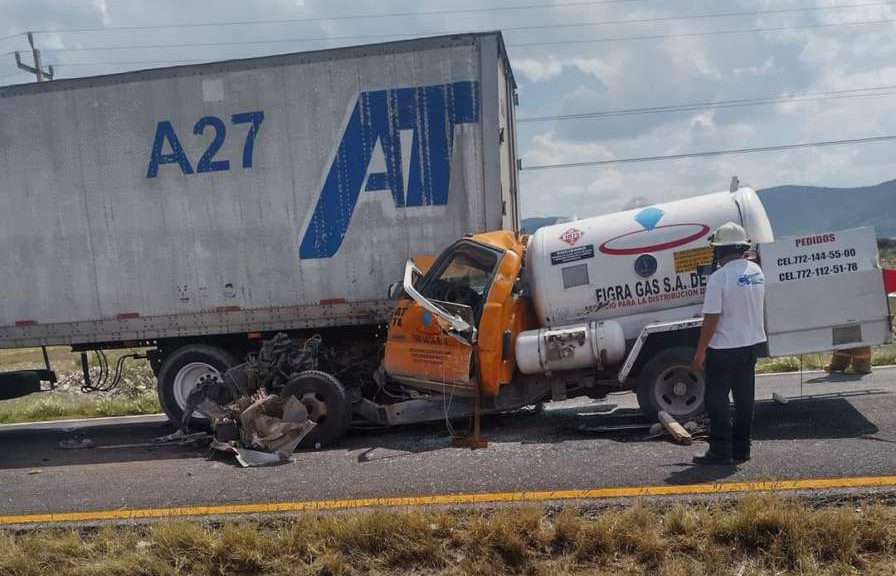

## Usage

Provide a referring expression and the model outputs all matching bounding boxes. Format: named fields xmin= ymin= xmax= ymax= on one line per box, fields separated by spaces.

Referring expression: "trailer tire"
xmin=157 ymin=344 xmax=240 ymax=425
xmin=282 ymin=370 xmax=351 ymax=448
xmin=636 ymin=346 xmax=706 ymax=422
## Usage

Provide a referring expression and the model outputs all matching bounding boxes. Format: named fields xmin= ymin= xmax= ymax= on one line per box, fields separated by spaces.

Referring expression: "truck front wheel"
xmin=157 ymin=344 xmax=239 ymax=424
xmin=636 ymin=346 xmax=706 ymax=422
xmin=281 ymin=370 xmax=351 ymax=448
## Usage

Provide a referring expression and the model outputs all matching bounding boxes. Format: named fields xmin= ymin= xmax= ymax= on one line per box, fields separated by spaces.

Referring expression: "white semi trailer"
xmin=0 ymin=32 xmax=519 ymax=425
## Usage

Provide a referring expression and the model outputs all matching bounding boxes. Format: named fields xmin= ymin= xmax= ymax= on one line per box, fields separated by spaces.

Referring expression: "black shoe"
xmin=733 ymin=452 xmax=751 ymax=463
xmin=693 ymin=451 xmax=734 ymax=465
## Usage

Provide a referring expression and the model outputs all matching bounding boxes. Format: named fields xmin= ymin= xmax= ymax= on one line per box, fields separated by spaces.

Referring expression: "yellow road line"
xmin=3 ymin=475 xmax=896 ymax=525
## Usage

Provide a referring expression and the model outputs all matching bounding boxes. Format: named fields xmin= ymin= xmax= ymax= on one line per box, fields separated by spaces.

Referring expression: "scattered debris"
xmin=58 ymin=438 xmax=96 ymax=450
xmin=576 ymin=407 xmax=654 ymax=435
xmin=581 ymin=422 xmax=653 ymax=433
xmin=211 ymin=442 xmax=291 ymax=467
xmin=203 ymin=394 xmax=316 ymax=467
xmin=27 ymin=469 xmax=41 ymax=475
xmin=153 ymin=429 xmax=211 ymax=447
xmin=657 ymin=411 xmax=692 ymax=445
xmin=577 ymin=406 xmax=709 ymax=444
xmin=773 ymin=392 xmax=789 ymax=405
xmin=154 ymin=334 xmax=325 ymax=467
xmin=645 ymin=422 xmax=664 ymax=439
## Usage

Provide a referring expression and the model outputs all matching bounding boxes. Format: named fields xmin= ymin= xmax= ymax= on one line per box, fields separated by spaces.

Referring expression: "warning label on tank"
xmin=673 ymin=246 xmax=713 ymax=273
xmin=551 ymin=244 xmax=595 ymax=265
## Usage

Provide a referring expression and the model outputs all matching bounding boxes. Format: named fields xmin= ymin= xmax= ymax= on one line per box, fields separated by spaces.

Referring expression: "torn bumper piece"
xmin=175 ymin=393 xmax=317 ymax=467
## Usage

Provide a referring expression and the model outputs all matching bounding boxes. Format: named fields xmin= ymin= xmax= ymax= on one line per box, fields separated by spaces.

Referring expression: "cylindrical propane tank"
xmin=525 ymin=187 xmax=773 ymax=341
xmin=515 ymin=320 xmax=626 ymax=375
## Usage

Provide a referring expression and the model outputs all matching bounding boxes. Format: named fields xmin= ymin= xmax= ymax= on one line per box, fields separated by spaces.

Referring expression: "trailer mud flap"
xmin=0 ymin=371 xmax=41 ymax=400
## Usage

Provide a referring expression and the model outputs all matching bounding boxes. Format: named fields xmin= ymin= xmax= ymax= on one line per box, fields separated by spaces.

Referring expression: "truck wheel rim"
xmin=653 ymin=365 xmax=705 ymax=418
xmin=301 ymin=391 xmax=328 ymax=425
xmin=173 ymin=362 xmax=223 ymax=417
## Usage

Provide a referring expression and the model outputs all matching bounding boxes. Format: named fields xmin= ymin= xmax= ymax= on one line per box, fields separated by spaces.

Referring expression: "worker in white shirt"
xmin=692 ymin=222 xmax=767 ymax=465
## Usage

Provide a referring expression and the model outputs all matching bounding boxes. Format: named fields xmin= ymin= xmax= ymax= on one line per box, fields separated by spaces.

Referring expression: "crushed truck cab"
xmin=378 ymin=186 xmax=891 ymax=428
xmin=384 ymin=231 xmax=533 ymax=398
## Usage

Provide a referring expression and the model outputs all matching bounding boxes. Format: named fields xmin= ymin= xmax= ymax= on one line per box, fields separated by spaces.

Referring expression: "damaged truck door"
xmin=384 ymin=240 xmax=503 ymax=394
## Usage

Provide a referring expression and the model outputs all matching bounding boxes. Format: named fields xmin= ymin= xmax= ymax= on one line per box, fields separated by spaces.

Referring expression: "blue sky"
xmin=2 ymin=0 xmax=894 ymax=218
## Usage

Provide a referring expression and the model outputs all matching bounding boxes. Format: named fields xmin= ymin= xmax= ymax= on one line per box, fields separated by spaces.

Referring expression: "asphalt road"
xmin=1 ymin=368 xmax=895 ymax=518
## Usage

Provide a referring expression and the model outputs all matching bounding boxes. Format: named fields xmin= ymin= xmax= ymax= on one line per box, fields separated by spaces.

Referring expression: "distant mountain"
xmin=758 ymin=179 xmax=896 ymax=238
xmin=522 ymin=180 xmax=895 ymax=239
xmin=521 ymin=216 xmax=570 ymax=234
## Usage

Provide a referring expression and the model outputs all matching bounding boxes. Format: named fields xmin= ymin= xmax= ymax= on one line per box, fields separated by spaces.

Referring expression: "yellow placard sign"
xmin=674 ymin=246 xmax=713 ymax=273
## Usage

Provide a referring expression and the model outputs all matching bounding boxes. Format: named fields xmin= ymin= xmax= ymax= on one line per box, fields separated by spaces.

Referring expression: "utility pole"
xmin=14 ymin=32 xmax=54 ymax=82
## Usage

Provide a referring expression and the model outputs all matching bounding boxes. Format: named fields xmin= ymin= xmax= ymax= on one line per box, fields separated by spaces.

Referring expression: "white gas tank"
xmin=525 ymin=187 xmax=773 ymax=339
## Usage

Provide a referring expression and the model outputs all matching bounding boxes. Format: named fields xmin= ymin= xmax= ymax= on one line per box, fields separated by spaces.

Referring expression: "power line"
xmin=509 ymin=17 xmax=895 ymax=47
xmin=518 ymin=84 xmax=896 ymax=123
xmin=0 ymin=32 xmax=24 ymax=43
xmin=54 ymin=58 xmax=210 ymax=67
xmin=521 ymin=134 xmax=896 ymax=170
xmin=38 ymin=14 xmax=896 ymax=54
xmin=29 ymin=0 xmax=896 ymax=41
xmin=0 ymin=70 xmax=28 ymax=80
xmin=496 ymin=1 xmax=896 ymax=34
xmin=28 ymin=0 xmax=651 ymax=34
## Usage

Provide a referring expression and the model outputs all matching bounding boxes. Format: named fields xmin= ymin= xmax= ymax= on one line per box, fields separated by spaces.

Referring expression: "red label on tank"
xmin=559 ymin=228 xmax=584 ymax=245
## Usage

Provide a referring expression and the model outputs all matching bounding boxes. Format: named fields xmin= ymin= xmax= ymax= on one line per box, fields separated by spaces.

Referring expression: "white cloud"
xmin=1 ymin=0 xmax=893 ymax=222
xmin=523 ymin=131 xmax=615 ymax=168
xmin=514 ymin=57 xmax=564 ymax=83
xmin=734 ymin=56 xmax=777 ymax=78
xmin=90 ymin=0 xmax=110 ymax=26
xmin=661 ymin=36 xmax=721 ymax=80
xmin=513 ymin=56 xmax=619 ymax=84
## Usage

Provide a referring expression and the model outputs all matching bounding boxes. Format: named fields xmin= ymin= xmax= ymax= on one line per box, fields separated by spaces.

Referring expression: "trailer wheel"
xmin=636 ymin=346 xmax=705 ymax=422
xmin=157 ymin=344 xmax=239 ymax=424
xmin=281 ymin=370 xmax=351 ymax=448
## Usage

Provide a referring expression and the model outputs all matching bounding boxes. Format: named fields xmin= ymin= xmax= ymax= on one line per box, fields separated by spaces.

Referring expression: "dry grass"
xmin=3 ymin=495 xmax=896 ymax=575
xmin=879 ymin=241 xmax=896 ymax=269
xmin=757 ymin=344 xmax=896 ymax=374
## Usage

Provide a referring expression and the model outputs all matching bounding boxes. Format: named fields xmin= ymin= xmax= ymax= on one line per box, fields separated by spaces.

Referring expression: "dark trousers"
xmin=705 ymin=344 xmax=762 ymax=457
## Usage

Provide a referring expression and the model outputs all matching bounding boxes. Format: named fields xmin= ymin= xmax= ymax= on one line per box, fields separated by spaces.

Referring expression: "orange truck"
xmin=248 ymin=184 xmax=890 ymax=447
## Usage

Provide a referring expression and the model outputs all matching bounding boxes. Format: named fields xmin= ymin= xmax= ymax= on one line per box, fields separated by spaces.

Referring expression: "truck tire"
xmin=636 ymin=346 xmax=706 ymax=422
xmin=281 ymin=370 xmax=351 ymax=448
xmin=157 ymin=344 xmax=239 ymax=424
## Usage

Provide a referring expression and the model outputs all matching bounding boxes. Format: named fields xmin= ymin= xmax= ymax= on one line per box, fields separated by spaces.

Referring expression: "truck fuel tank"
xmin=515 ymin=319 xmax=626 ymax=375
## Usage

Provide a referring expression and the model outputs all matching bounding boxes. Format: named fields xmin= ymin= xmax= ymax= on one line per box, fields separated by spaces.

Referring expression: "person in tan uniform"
xmin=826 ymin=346 xmax=872 ymax=375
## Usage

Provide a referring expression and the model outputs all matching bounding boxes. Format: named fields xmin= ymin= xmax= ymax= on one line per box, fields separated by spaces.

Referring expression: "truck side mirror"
xmin=387 ymin=281 xmax=404 ymax=300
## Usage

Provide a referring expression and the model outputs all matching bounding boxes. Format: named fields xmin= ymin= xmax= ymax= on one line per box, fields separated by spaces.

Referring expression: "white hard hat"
xmin=709 ymin=222 xmax=751 ymax=247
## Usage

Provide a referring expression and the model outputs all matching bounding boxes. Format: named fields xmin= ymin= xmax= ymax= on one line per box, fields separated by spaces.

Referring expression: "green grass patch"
xmin=3 ymin=495 xmax=896 ymax=575
xmin=0 ymin=391 xmax=160 ymax=424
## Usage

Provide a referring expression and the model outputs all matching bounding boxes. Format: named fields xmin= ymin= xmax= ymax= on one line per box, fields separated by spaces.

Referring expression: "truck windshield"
xmin=419 ymin=243 xmax=501 ymax=320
